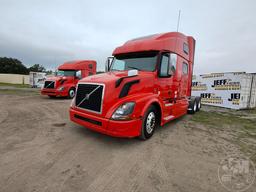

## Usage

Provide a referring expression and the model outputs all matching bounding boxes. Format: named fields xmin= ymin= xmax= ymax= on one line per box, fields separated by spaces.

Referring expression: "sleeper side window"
xmin=183 ymin=43 xmax=189 ymax=55
xmin=182 ymin=62 xmax=188 ymax=74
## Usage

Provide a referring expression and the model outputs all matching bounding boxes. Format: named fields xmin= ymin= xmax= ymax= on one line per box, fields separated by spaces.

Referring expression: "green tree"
xmin=0 ymin=57 xmax=29 ymax=74
xmin=28 ymin=64 xmax=46 ymax=72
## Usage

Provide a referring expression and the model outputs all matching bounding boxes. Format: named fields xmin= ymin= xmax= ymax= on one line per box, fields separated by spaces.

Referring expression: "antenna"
xmin=174 ymin=10 xmax=181 ymax=52
xmin=176 ymin=10 xmax=181 ymax=32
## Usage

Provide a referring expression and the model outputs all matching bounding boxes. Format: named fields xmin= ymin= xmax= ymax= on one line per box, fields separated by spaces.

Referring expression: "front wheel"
xmin=68 ymin=88 xmax=76 ymax=99
xmin=139 ymin=106 xmax=158 ymax=140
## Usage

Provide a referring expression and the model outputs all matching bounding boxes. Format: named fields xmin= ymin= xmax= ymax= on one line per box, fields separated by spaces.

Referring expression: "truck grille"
xmin=75 ymin=83 xmax=104 ymax=113
xmin=44 ymin=81 xmax=55 ymax=89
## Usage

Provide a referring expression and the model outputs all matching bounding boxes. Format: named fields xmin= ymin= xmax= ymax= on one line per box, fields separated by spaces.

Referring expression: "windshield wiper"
xmin=127 ymin=66 xmax=141 ymax=71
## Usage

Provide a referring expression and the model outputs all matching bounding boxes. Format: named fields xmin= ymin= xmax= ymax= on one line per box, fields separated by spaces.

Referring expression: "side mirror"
xmin=168 ymin=66 xmax=174 ymax=76
xmin=168 ymin=53 xmax=177 ymax=76
xmin=75 ymin=70 xmax=82 ymax=79
xmin=105 ymin=56 xmax=114 ymax=72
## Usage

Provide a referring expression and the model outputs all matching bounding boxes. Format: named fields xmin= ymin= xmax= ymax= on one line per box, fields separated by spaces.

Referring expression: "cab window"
xmin=110 ymin=51 xmax=158 ymax=72
xmin=111 ymin=59 xmax=125 ymax=71
xmin=182 ymin=62 xmax=188 ymax=74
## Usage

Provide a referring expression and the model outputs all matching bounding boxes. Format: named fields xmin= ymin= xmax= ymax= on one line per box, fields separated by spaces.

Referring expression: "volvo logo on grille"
xmin=85 ymin=94 xmax=90 ymax=100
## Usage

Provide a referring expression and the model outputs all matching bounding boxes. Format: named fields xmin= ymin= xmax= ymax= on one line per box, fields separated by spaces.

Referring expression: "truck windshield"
xmin=110 ymin=51 xmax=158 ymax=72
xmin=56 ymin=70 xmax=76 ymax=77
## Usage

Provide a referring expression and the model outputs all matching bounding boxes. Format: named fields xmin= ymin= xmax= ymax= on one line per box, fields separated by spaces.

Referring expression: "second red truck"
xmin=41 ymin=60 xmax=96 ymax=98
xmin=70 ymin=32 xmax=201 ymax=139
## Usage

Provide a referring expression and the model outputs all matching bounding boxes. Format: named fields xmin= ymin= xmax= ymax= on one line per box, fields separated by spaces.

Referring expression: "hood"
xmin=45 ymin=76 xmax=74 ymax=88
xmin=80 ymin=70 xmax=154 ymax=83
xmin=81 ymin=71 xmax=129 ymax=84
xmin=46 ymin=76 xmax=71 ymax=81
xmin=79 ymin=71 xmax=156 ymax=88
xmin=77 ymin=71 xmax=156 ymax=116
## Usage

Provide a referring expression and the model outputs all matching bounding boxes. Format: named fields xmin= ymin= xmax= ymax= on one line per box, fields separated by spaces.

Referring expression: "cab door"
xmin=157 ymin=52 xmax=178 ymax=118
xmin=180 ymin=61 xmax=189 ymax=97
xmin=173 ymin=58 xmax=189 ymax=116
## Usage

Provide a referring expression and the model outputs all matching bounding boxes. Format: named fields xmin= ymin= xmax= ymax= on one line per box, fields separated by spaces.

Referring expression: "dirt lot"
xmin=0 ymin=89 xmax=256 ymax=192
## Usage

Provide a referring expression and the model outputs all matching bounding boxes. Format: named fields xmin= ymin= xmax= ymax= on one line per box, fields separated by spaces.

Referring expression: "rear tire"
xmin=48 ymin=95 xmax=56 ymax=98
xmin=68 ymin=88 xmax=76 ymax=99
xmin=139 ymin=106 xmax=159 ymax=140
xmin=196 ymin=97 xmax=201 ymax=111
xmin=188 ymin=98 xmax=197 ymax=114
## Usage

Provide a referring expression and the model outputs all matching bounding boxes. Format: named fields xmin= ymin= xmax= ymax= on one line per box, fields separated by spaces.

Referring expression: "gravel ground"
xmin=0 ymin=90 xmax=255 ymax=192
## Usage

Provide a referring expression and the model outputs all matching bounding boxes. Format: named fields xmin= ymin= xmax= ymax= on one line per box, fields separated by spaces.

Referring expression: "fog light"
xmin=58 ymin=86 xmax=65 ymax=91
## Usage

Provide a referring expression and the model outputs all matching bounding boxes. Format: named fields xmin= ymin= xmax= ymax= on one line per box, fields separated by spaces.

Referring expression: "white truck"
xmin=29 ymin=72 xmax=47 ymax=88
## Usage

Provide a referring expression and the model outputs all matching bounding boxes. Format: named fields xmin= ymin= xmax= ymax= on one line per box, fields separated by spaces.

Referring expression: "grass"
xmin=0 ymin=89 xmax=39 ymax=95
xmin=191 ymin=110 xmax=256 ymax=130
xmin=0 ymin=82 xmax=30 ymax=88
xmin=191 ymin=109 xmax=256 ymax=162
xmin=245 ymin=108 xmax=256 ymax=114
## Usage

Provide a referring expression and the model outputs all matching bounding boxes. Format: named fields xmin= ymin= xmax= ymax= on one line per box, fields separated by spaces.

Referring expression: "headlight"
xmin=58 ymin=86 xmax=65 ymax=91
xmin=111 ymin=102 xmax=135 ymax=120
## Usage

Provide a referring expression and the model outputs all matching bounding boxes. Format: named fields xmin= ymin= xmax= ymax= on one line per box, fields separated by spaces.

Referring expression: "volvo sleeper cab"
xmin=70 ymin=32 xmax=201 ymax=139
xmin=41 ymin=60 xmax=96 ymax=98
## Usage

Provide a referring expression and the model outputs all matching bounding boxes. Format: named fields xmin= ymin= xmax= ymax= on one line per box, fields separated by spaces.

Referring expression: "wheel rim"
xmin=69 ymin=90 xmax=75 ymax=98
xmin=194 ymin=102 xmax=197 ymax=111
xmin=146 ymin=112 xmax=156 ymax=134
xmin=198 ymin=101 xmax=201 ymax=109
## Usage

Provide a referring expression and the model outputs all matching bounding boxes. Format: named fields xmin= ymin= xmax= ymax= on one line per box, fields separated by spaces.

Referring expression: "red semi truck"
xmin=41 ymin=60 xmax=96 ymax=98
xmin=70 ymin=32 xmax=201 ymax=139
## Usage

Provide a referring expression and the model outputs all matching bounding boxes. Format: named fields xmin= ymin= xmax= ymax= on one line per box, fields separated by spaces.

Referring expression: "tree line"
xmin=0 ymin=57 xmax=51 ymax=74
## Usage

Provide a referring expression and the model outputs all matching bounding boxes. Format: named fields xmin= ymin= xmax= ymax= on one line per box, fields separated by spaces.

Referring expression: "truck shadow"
xmin=40 ymin=95 xmax=71 ymax=100
xmin=74 ymin=125 xmax=141 ymax=147
xmin=72 ymin=115 xmax=189 ymax=147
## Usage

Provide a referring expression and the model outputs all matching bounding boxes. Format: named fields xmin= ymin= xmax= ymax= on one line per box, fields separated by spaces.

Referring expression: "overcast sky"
xmin=0 ymin=0 xmax=255 ymax=74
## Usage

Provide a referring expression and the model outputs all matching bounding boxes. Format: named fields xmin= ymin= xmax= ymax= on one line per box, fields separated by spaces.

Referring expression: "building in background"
xmin=192 ymin=72 xmax=256 ymax=109
xmin=0 ymin=73 xmax=29 ymax=84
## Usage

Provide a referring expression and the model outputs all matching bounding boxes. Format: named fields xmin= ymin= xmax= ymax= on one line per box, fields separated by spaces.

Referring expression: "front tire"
xmin=68 ymin=88 xmax=76 ymax=99
xmin=139 ymin=106 xmax=158 ymax=140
